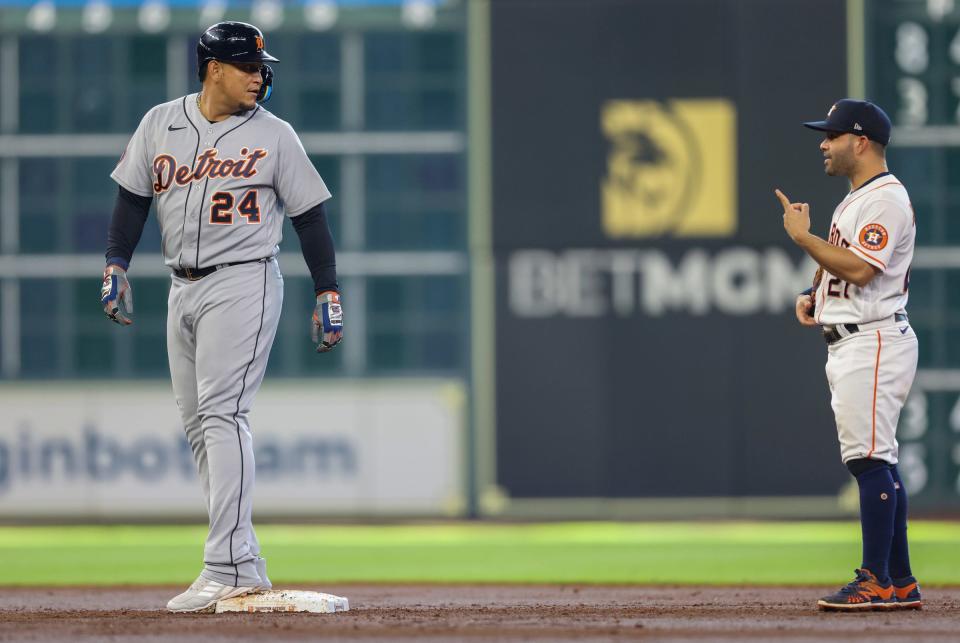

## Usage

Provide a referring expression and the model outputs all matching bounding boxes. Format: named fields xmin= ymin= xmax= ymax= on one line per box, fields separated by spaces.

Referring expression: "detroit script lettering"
xmin=152 ymin=147 xmax=269 ymax=194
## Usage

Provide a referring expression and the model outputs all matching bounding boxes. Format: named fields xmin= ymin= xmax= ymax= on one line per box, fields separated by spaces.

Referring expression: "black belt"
xmin=823 ymin=313 xmax=908 ymax=345
xmin=174 ymin=257 xmax=268 ymax=281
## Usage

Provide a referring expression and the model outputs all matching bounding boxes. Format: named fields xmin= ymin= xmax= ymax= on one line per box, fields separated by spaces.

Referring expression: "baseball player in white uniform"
xmin=776 ymin=99 xmax=920 ymax=611
xmin=100 ymin=22 xmax=343 ymax=612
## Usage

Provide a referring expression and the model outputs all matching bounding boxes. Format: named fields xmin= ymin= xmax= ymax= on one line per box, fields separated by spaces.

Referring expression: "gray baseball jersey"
xmin=111 ymin=93 xmax=331 ymax=269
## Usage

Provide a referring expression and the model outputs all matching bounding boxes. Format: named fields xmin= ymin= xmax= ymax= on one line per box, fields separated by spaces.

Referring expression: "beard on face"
xmin=824 ymin=143 xmax=852 ymax=176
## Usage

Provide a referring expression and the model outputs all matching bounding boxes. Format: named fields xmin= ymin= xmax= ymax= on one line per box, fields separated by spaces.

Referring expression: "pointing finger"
xmin=774 ymin=188 xmax=791 ymax=208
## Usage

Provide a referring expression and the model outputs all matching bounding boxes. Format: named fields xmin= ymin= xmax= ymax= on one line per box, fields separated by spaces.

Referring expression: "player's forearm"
xmin=105 ymin=186 xmax=152 ymax=269
xmin=292 ymin=201 xmax=339 ymax=294
xmin=795 ymin=232 xmax=876 ymax=287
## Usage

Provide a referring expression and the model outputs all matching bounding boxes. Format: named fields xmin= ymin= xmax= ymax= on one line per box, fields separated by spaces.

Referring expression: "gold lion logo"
xmin=602 ymin=101 xmax=697 ymax=236
xmin=601 ymin=99 xmax=736 ymax=238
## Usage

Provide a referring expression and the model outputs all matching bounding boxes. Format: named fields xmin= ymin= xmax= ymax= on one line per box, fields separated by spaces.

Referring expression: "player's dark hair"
xmin=199 ymin=60 xmax=209 ymax=82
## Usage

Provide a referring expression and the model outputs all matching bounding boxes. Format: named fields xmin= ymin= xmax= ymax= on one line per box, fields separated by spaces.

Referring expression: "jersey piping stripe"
xmin=867 ymin=330 xmax=882 ymax=459
xmin=850 ymin=245 xmax=887 ymax=269
xmin=176 ymin=96 xmax=202 ymax=272
xmin=815 ymin=281 xmax=827 ymax=325
xmin=227 ymin=261 xmax=269 ymax=587
xmin=194 ymin=106 xmax=261 ymax=270
xmin=834 ymin=181 xmax=903 ymax=226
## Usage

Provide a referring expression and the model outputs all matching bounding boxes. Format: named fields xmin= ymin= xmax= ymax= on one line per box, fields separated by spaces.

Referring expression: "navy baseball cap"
xmin=802 ymin=99 xmax=892 ymax=146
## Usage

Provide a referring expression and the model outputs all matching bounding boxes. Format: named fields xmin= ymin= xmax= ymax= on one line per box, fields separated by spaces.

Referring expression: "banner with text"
xmin=0 ymin=382 xmax=465 ymax=518
xmin=490 ymin=0 xmax=853 ymax=503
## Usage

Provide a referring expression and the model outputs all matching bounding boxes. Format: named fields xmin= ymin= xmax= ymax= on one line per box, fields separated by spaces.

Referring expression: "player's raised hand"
xmin=795 ymin=293 xmax=818 ymax=327
xmin=101 ymin=264 xmax=134 ymax=325
xmin=775 ymin=188 xmax=811 ymax=244
xmin=311 ymin=291 xmax=343 ymax=353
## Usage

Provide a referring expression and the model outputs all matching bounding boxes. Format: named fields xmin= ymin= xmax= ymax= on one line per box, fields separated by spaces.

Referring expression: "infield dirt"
xmin=1 ymin=585 xmax=957 ymax=642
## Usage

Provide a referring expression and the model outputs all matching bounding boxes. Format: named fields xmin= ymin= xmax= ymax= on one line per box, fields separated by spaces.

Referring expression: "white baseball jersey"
xmin=111 ymin=93 xmax=331 ymax=270
xmin=814 ymin=173 xmax=914 ymax=326
xmin=814 ymin=172 xmax=918 ymax=465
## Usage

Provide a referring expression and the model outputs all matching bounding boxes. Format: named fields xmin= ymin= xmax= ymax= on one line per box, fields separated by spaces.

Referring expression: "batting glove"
xmin=311 ymin=291 xmax=343 ymax=353
xmin=101 ymin=264 xmax=134 ymax=325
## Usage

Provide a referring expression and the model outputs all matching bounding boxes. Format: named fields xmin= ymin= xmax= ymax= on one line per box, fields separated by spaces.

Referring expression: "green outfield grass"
xmin=0 ymin=521 xmax=957 ymax=586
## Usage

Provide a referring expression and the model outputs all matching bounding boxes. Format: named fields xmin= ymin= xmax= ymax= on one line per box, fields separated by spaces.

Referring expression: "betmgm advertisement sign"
xmin=489 ymin=0 xmax=850 ymax=507
xmin=510 ymin=98 xmax=800 ymax=320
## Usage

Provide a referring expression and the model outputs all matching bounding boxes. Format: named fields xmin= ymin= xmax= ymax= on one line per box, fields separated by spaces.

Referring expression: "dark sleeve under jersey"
xmin=292 ymin=201 xmax=339 ymax=295
xmin=105 ymin=185 xmax=152 ymax=270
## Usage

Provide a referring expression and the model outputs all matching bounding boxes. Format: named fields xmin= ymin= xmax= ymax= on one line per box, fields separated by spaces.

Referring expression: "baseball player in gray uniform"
xmin=100 ymin=21 xmax=343 ymax=612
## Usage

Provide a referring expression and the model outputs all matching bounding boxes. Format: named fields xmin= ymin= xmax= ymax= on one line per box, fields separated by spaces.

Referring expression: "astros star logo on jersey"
xmin=859 ymin=223 xmax=888 ymax=250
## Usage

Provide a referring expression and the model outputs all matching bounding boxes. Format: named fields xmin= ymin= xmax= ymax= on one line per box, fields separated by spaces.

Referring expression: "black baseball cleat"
xmin=817 ymin=568 xmax=896 ymax=611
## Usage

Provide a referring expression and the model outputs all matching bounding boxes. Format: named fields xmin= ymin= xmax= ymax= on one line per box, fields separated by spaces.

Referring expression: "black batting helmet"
xmin=197 ymin=21 xmax=279 ymax=81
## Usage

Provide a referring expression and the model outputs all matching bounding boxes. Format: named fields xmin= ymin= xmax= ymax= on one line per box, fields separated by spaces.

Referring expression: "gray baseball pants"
xmin=167 ymin=258 xmax=282 ymax=588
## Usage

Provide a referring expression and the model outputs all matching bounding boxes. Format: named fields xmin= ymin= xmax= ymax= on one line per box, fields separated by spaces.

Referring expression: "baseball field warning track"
xmin=1 ymin=585 xmax=958 ymax=642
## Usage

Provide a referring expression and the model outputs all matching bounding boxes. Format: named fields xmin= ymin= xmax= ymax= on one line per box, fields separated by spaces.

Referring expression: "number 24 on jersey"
xmin=209 ymin=190 xmax=261 ymax=225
